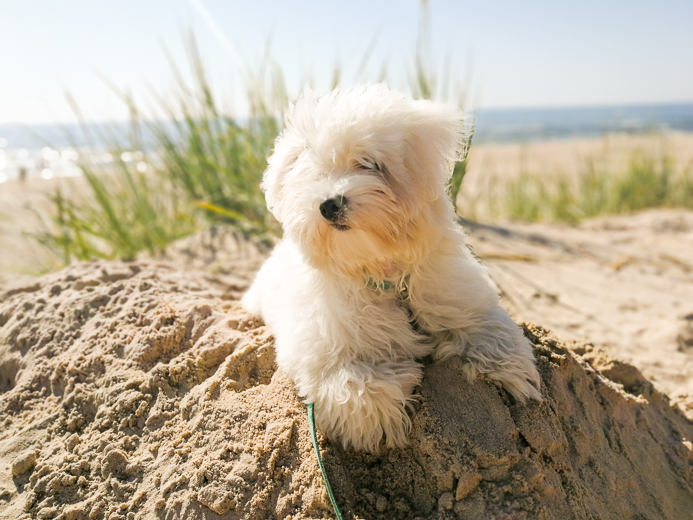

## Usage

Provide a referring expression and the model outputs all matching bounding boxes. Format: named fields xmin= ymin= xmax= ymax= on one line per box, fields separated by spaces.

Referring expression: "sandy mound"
xmin=1 ymin=259 xmax=692 ymax=520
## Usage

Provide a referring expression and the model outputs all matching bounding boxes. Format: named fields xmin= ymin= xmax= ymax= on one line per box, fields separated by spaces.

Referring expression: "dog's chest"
xmin=371 ymin=279 xmax=427 ymax=336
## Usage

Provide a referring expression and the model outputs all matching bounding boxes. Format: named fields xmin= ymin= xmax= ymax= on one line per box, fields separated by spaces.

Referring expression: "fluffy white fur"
xmin=242 ymin=84 xmax=541 ymax=453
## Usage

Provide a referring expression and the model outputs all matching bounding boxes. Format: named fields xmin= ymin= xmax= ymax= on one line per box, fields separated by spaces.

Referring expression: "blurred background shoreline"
xmin=2 ymin=101 xmax=693 ymax=184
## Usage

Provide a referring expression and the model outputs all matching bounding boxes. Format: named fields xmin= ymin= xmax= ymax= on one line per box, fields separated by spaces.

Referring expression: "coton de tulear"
xmin=242 ymin=85 xmax=541 ymax=453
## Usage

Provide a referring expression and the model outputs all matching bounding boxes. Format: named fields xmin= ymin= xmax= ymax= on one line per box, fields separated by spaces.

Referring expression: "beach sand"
xmin=0 ymin=175 xmax=80 ymax=284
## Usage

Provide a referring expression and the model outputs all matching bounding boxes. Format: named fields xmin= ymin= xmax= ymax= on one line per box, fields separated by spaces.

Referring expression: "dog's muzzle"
xmin=319 ymin=196 xmax=348 ymax=228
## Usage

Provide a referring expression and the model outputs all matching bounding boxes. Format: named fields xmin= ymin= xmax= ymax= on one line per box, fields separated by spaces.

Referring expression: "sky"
xmin=1 ymin=0 xmax=692 ymax=124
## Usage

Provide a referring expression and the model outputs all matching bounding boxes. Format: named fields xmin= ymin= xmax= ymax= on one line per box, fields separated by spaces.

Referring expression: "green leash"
xmin=366 ymin=278 xmax=396 ymax=291
xmin=307 ymin=403 xmax=344 ymax=520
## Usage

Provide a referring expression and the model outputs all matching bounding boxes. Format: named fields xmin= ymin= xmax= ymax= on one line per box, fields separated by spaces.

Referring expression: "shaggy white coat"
xmin=242 ymin=84 xmax=541 ymax=453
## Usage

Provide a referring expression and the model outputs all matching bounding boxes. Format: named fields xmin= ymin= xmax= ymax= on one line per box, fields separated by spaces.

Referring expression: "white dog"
xmin=242 ymin=84 xmax=541 ymax=453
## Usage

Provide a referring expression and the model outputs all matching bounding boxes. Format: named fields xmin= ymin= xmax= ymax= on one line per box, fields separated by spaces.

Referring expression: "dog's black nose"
xmin=319 ymin=196 xmax=347 ymax=222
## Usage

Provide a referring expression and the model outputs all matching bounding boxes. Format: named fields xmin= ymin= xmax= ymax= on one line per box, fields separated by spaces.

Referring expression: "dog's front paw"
xmin=306 ymin=361 xmax=423 ymax=453
xmin=471 ymin=330 xmax=542 ymax=403
xmin=484 ymin=340 xmax=542 ymax=403
xmin=434 ymin=307 xmax=542 ymax=402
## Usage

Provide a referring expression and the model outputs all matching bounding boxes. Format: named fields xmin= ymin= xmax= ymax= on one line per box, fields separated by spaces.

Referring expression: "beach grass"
xmin=32 ymin=35 xmax=284 ymax=264
xmin=31 ymin=150 xmax=197 ymax=263
xmin=148 ymin=36 xmax=286 ymax=238
xmin=495 ymin=146 xmax=693 ymax=224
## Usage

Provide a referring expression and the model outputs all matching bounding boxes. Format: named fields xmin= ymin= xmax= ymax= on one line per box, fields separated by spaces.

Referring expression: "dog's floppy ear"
xmin=261 ymin=138 xmax=297 ymax=223
xmin=403 ymin=101 xmax=467 ymax=199
xmin=261 ymin=87 xmax=319 ymax=222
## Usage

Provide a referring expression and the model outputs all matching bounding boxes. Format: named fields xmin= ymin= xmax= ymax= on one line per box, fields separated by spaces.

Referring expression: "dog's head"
xmin=262 ymin=84 xmax=466 ymax=279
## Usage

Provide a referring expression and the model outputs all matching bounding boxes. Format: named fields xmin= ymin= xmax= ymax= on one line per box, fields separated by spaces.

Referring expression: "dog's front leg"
xmin=294 ymin=359 xmax=423 ymax=453
xmin=428 ymin=306 xmax=542 ymax=402
xmin=409 ymin=236 xmax=542 ymax=402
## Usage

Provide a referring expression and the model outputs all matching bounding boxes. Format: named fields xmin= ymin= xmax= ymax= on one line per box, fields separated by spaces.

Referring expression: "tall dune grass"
xmin=499 ymin=148 xmax=693 ymax=224
xmin=33 ymin=159 xmax=196 ymax=263
xmin=34 ymin=36 xmax=284 ymax=263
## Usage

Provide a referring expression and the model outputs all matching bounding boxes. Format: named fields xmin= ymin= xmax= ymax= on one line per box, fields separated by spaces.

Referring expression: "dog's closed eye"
xmin=356 ymin=158 xmax=387 ymax=175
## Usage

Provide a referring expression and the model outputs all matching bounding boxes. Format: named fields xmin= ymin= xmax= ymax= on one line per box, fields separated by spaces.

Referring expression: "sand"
xmin=1 ymin=244 xmax=692 ymax=519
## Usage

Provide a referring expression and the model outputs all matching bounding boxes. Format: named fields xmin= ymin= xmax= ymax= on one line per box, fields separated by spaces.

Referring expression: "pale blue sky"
xmin=1 ymin=0 xmax=692 ymax=123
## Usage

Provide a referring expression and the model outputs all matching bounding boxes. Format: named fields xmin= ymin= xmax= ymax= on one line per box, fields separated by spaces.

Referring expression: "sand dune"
xmin=1 ymin=256 xmax=692 ymax=519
